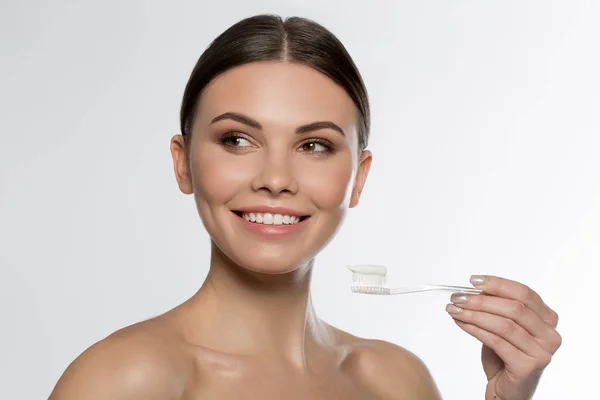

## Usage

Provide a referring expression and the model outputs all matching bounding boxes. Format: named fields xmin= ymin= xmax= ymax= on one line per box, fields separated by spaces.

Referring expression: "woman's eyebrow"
xmin=295 ymin=121 xmax=345 ymax=136
xmin=210 ymin=112 xmax=345 ymax=136
xmin=211 ymin=112 xmax=262 ymax=129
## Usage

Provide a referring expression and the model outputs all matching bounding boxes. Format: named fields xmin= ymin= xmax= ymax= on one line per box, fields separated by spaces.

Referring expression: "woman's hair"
xmin=180 ymin=14 xmax=370 ymax=152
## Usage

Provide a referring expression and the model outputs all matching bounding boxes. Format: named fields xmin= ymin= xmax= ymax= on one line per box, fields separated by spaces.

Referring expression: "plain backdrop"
xmin=1 ymin=0 xmax=598 ymax=398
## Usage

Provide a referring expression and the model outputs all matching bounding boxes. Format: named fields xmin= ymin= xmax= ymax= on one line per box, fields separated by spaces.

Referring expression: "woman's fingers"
xmin=449 ymin=293 xmax=562 ymax=354
xmin=452 ymin=319 xmax=553 ymax=376
xmin=446 ymin=304 xmax=549 ymax=359
xmin=469 ymin=275 xmax=559 ymax=328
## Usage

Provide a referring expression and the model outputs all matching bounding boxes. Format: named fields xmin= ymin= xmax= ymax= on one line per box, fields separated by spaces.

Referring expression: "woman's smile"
xmin=231 ymin=206 xmax=311 ymax=238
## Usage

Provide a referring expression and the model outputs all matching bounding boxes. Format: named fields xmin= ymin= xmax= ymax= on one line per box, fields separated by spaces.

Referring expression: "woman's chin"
xmin=228 ymin=251 xmax=314 ymax=276
xmin=211 ymin=237 xmax=318 ymax=276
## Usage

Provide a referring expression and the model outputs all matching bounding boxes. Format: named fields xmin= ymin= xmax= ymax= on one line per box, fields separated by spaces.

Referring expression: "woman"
xmin=49 ymin=14 xmax=561 ymax=399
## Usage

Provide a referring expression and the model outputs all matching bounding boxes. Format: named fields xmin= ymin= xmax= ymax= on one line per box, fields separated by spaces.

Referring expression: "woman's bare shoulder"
xmin=49 ymin=316 xmax=188 ymax=400
xmin=334 ymin=329 xmax=443 ymax=400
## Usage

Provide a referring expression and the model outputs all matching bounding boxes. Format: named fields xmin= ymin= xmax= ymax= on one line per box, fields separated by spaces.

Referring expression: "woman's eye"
xmin=301 ymin=141 xmax=331 ymax=153
xmin=231 ymin=137 xmax=252 ymax=147
xmin=220 ymin=134 xmax=252 ymax=148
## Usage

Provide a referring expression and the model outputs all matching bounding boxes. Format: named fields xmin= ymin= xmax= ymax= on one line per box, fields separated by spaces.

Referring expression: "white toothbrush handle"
xmin=388 ymin=285 xmax=482 ymax=295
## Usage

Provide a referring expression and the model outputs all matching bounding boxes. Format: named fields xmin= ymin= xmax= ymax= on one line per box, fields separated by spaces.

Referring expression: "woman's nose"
xmin=251 ymin=152 xmax=299 ymax=195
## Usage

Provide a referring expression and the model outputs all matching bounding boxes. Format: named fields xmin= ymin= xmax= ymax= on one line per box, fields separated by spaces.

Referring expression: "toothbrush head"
xmin=347 ymin=265 xmax=391 ymax=295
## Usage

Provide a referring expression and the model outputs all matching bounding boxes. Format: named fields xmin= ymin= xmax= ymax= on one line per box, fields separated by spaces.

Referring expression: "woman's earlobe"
xmin=349 ymin=189 xmax=360 ymax=208
xmin=170 ymin=135 xmax=194 ymax=195
xmin=176 ymin=162 xmax=194 ymax=195
xmin=349 ymin=150 xmax=372 ymax=208
xmin=349 ymin=182 xmax=366 ymax=208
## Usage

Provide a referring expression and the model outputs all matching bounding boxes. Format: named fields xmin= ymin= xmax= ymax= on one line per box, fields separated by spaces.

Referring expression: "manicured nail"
xmin=446 ymin=304 xmax=462 ymax=314
xmin=451 ymin=293 xmax=470 ymax=303
xmin=470 ymin=275 xmax=487 ymax=286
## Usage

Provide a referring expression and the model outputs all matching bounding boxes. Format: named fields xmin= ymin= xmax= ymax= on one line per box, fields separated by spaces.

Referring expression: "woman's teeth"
xmin=242 ymin=212 xmax=302 ymax=225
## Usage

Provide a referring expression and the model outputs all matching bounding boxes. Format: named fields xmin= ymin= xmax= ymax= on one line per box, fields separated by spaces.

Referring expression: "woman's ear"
xmin=170 ymin=134 xmax=194 ymax=195
xmin=349 ymin=150 xmax=372 ymax=208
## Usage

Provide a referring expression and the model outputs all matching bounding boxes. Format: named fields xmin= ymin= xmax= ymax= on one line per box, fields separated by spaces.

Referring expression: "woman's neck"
xmin=179 ymin=242 xmax=335 ymax=369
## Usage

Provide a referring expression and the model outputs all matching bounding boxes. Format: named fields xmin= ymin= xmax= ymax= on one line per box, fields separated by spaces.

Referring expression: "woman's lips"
xmin=232 ymin=211 xmax=310 ymax=238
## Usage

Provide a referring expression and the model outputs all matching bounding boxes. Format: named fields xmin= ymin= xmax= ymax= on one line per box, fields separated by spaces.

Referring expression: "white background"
xmin=1 ymin=0 xmax=598 ymax=398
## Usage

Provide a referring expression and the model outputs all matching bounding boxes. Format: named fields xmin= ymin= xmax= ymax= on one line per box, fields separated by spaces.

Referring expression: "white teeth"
xmin=241 ymin=212 xmax=303 ymax=225
xmin=263 ymin=213 xmax=273 ymax=224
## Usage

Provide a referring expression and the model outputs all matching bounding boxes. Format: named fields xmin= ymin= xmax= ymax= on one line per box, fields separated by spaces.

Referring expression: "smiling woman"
xmin=47 ymin=13 xmax=560 ymax=400
xmin=47 ymin=14 xmax=439 ymax=400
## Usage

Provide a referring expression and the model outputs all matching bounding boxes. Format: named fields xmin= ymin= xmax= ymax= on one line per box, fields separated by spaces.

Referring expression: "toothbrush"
xmin=348 ymin=265 xmax=483 ymax=295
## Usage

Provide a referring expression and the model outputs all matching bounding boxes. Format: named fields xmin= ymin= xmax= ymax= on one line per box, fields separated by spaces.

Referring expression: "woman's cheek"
xmin=192 ymin=148 xmax=254 ymax=203
xmin=300 ymin=159 xmax=354 ymax=209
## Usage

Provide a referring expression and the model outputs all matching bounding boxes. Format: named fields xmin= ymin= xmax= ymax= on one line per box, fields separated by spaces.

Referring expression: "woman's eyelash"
xmin=300 ymin=138 xmax=335 ymax=153
xmin=217 ymin=132 xmax=250 ymax=147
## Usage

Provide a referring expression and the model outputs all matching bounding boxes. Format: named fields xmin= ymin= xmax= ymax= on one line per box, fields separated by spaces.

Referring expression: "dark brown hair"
xmin=180 ymin=14 xmax=370 ymax=151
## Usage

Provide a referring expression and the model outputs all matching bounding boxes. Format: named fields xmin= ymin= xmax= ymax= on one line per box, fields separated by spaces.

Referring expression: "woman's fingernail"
xmin=470 ymin=275 xmax=487 ymax=286
xmin=451 ymin=293 xmax=470 ymax=303
xmin=446 ymin=304 xmax=462 ymax=314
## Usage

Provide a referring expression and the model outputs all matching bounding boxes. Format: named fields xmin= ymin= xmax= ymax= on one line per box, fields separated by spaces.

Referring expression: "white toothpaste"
xmin=347 ymin=264 xmax=388 ymax=288
xmin=347 ymin=264 xmax=388 ymax=276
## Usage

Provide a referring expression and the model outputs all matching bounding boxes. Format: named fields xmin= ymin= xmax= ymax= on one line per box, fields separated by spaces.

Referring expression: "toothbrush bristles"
xmin=351 ymin=272 xmax=386 ymax=287
xmin=351 ymin=272 xmax=390 ymax=294
xmin=351 ymin=285 xmax=390 ymax=294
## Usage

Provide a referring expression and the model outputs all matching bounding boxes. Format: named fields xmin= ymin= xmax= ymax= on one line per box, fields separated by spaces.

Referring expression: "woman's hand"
xmin=445 ymin=275 xmax=562 ymax=400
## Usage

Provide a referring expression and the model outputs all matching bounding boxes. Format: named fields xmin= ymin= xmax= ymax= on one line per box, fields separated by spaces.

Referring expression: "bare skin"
xmin=48 ymin=274 xmax=440 ymax=400
xmin=49 ymin=62 xmax=442 ymax=399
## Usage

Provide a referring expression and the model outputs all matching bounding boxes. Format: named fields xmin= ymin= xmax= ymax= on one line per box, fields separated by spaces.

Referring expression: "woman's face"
xmin=171 ymin=61 xmax=371 ymax=274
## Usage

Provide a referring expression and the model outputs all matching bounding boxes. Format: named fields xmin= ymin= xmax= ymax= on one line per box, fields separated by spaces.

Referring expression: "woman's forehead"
xmin=196 ymin=62 xmax=358 ymax=131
